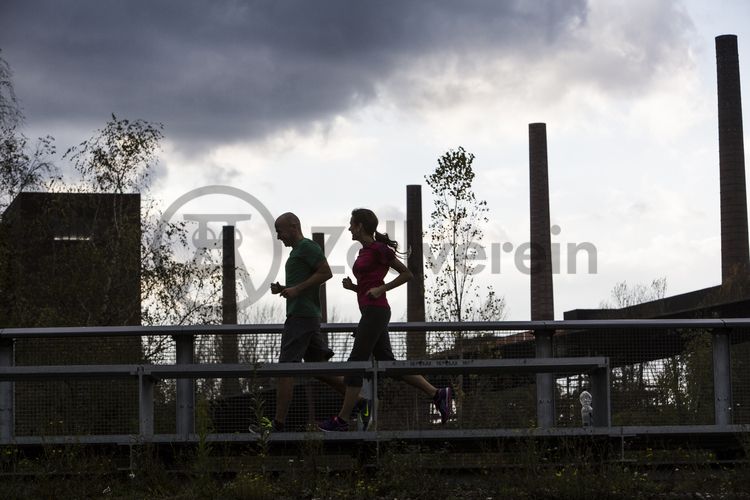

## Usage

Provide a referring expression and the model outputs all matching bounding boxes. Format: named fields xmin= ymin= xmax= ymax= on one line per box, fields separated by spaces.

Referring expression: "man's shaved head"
xmin=275 ymin=212 xmax=300 ymax=228
xmin=275 ymin=212 xmax=303 ymax=247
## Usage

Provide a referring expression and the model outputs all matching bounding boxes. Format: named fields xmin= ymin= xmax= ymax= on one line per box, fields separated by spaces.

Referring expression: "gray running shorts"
xmin=279 ymin=316 xmax=334 ymax=363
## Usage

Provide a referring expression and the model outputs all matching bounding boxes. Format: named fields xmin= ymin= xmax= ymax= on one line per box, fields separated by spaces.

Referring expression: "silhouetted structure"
xmin=1 ymin=192 xmax=141 ymax=328
xmin=567 ymin=34 xmax=750 ymax=322
xmin=717 ymin=34 xmax=749 ymax=282
xmin=529 ymin=122 xmax=556 ymax=427
xmin=444 ymin=34 xmax=750 ymax=428
xmin=0 ymin=192 xmax=143 ymax=435
xmin=406 ymin=184 xmax=427 ymax=358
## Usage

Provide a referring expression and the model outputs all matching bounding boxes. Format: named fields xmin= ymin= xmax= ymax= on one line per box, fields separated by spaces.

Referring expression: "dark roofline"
xmin=564 ymin=278 xmax=750 ymax=320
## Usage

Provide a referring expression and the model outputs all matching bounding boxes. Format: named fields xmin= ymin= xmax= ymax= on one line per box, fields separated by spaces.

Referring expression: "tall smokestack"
xmin=406 ymin=185 xmax=426 ymax=358
xmin=529 ymin=123 xmax=555 ymax=320
xmin=529 ymin=122 xmax=555 ymax=428
xmin=221 ymin=225 xmax=239 ymax=396
xmin=716 ymin=34 xmax=749 ymax=282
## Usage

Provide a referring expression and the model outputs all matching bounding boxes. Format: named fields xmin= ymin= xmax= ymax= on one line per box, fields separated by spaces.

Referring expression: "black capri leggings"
xmin=344 ymin=306 xmax=396 ymax=387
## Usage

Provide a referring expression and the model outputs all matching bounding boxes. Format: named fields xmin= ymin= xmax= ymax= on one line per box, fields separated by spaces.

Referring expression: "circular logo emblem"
xmin=154 ymin=185 xmax=281 ymax=309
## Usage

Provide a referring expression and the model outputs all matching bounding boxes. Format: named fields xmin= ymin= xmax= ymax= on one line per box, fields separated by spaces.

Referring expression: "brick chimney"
xmin=716 ymin=34 xmax=749 ymax=282
xmin=529 ymin=123 xmax=555 ymax=320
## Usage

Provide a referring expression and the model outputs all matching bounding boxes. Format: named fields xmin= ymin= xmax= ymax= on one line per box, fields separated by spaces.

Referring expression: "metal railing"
xmin=0 ymin=318 xmax=747 ymax=444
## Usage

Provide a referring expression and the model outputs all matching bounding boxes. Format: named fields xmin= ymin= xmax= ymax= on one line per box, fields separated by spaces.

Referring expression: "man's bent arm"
xmin=304 ymin=259 xmax=333 ymax=289
xmin=288 ymin=260 xmax=333 ymax=293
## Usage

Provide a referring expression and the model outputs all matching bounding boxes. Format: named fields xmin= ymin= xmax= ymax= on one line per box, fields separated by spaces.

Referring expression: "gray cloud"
xmin=0 ymin=0 xmax=693 ymax=151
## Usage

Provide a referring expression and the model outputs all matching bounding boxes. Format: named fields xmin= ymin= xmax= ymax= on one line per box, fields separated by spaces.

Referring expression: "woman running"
xmin=319 ymin=208 xmax=452 ymax=431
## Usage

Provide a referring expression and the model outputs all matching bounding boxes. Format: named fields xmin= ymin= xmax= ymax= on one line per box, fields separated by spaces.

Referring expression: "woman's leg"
xmin=369 ymin=314 xmax=452 ymax=423
xmin=402 ymin=375 xmax=438 ymax=397
xmin=338 ymin=307 xmax=390 ymax=420
xmin=369 ymin=315 xmax=438 ymax=398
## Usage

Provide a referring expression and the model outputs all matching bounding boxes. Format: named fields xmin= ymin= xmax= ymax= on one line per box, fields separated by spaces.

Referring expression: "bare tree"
xmin=64 ymin=114 xmax=163 ymax=194
xmin=0 ymin=51 xmax=21 ymax=130
xmin=0 ymin=53 xmax=60 ymax=213
xmin=58 ymin=115 xmax=224 ymax=357
xmin=425 ymin=146 xmax=506 ymax=328
xmin=599 ymin=277 xmax=667 ymax=309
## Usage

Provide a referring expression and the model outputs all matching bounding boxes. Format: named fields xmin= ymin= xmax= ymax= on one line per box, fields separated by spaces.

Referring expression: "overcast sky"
xmin=2 ymin=0 xmax=749 ymax=321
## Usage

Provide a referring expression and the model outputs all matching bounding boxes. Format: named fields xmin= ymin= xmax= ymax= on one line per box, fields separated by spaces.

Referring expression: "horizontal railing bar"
xmin=143 ymin=361 xmax=372 ymax=378
xmin=10 ymin=424 xmax=750 ymax=446
xmin=368 ymin=319 xmax=735 ymax=332
xmin=0 ymin=318 xmax=745 ymax=339
xmin=377 ymin=357 xmax=608 ymax=375
xmin=0 ymin=361 xmax=371 ymax=380
xmin=0 ymin=364 xmax=139 ymax=380
xmin=0 ymin=359 xmax=609 ymax=381
xmin=0 ymin=324 xmax=287 ymax=338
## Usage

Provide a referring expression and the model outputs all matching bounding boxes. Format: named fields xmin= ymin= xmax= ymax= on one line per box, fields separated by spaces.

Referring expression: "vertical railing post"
xmin=591 ymin=363 xmax=611 ymax=427
xmin=175 ymin=334 xmax=195 ymax=438
xmin=138 ymin=368 xmax=154 ymax=440
xmin=0 ymin=339 xmax=13 ymax=443
xmin=712 ymin=329 xmax=733 ymax=426
xmin=534 ymin=330 xmax=555 ymax=428
xmin=371 ymin=359 xmax=379 ymax=432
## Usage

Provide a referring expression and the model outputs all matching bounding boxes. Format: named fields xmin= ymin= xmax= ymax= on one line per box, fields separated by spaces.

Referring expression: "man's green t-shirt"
xmin=285 ymin=238 xmax=325 ymax=317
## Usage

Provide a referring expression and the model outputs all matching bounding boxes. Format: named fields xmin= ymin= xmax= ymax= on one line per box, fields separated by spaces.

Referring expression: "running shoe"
xmin=318 ymin=416 xmax=349 ymax=432
xmin=248 ymin=418 xmax=284 ymax=435
xmin=433 ymin=387 xmax=453 ymax=424
xmin=352 ymin=398 xmax=371 ymax=431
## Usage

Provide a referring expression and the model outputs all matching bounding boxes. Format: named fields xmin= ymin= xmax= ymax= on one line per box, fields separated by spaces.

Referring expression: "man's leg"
xmin=306 ymin=327 xmax=347 ymax=396
xmin=274 ymin=376 xmax=295 ymax=427
xmin=274 ymin=317 xmax=314 ymax=430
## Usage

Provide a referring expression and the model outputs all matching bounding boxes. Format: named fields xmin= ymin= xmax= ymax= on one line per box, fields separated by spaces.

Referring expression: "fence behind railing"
xmin=0 ymin=319 xmax=746 ymax=442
